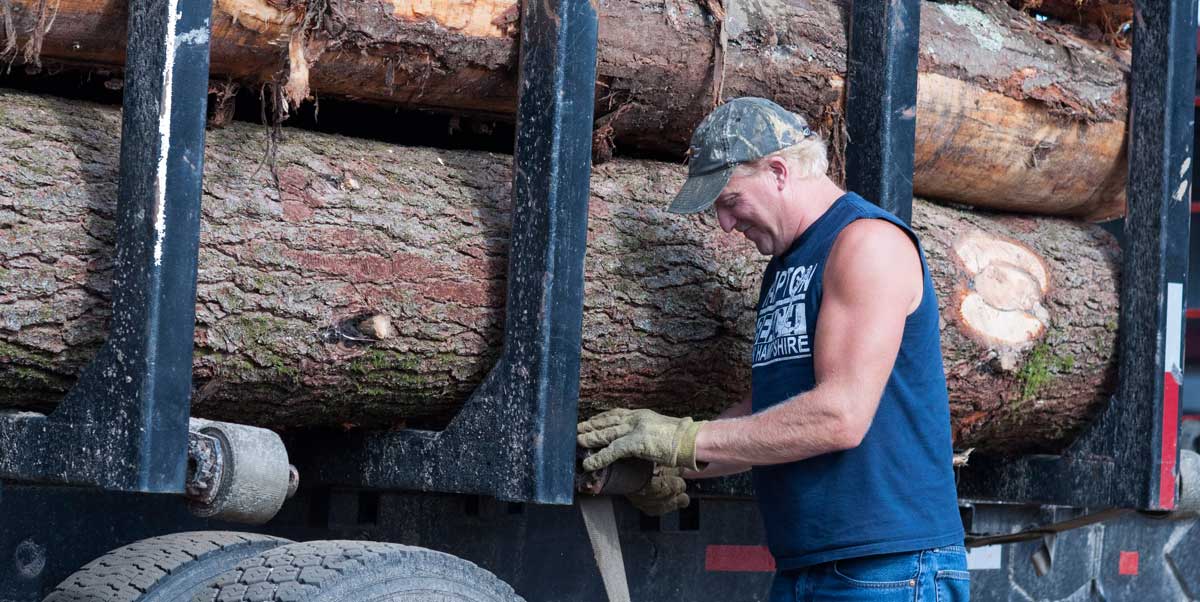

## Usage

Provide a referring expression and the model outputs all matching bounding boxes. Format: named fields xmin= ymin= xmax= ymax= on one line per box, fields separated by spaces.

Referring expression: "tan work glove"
xmin=577 ymin=408 xmax=707 ymax=472
xmin=627 ymin=466 xmax=690 ymax=516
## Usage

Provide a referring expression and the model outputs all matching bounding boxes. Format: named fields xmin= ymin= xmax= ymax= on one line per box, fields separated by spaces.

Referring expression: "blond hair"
xmin=732 ymin=135 xmax=829 ymax=180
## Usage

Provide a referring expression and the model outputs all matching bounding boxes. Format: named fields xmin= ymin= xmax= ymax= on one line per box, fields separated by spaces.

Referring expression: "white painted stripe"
xmin=967 ymin=545 xmax=1002 ymax=570
xmin=751 ymin=353 xmax=811 ymax=369
xmin=177 ymin=21 xmax=209 ymax=46
xmin=153 ymin=0 xmax=182 ymax=267
xmin=1166 ymin=282 xmax=1184 ymax=376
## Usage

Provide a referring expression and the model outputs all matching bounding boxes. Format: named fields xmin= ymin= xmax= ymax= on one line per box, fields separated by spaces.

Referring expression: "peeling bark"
xmin=0 ymin=0 xmax=1131 ymax=220
xmin=0 ymin=91 xmax=1120 ymax=452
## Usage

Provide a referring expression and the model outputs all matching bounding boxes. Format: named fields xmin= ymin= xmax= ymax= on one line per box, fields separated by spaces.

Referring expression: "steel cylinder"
xmin=187 ymin=418 xmax=292 ymax=524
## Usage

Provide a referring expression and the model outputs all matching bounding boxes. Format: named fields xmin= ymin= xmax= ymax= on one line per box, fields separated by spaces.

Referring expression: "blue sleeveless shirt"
xmin=751 ymin=192 xmax=963 ymax=570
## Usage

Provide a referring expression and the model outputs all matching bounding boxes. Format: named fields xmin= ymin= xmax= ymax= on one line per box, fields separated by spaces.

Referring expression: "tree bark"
xmin=0 ymin=0 xmax=1131 ymax=221
xmin=0 ymin=91 xmax=1119 ymax=453
xmin=1013 ymin=0 xmax=1132 ymax=33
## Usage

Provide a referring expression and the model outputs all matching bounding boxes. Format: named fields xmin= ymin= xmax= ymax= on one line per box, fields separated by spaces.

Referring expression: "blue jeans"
xmin=769 ymin=545 xmax=970 ymax=601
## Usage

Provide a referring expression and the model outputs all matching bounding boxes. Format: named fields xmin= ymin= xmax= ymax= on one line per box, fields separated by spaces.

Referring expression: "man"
xmin=577 ymin=98 xmax=968 ymax=601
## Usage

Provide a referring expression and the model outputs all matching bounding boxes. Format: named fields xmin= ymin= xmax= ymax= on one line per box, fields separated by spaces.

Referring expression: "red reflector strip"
xmin=1119 ymin=551 xmax=1139 ymax=576
xmin=1187 ymin=308 xmax=1200 ymax=318
xmin=705 ymin=545 xmax=776 ymax=573
xmin=1161 ymin=373 xmax=1180 ymax=509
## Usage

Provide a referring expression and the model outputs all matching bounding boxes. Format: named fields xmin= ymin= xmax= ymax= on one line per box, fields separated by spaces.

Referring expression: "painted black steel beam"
xmin=1096 ymin=0 xmax=1196 ymax=510
xmin=0 ymin=0 xmax=213 ymax=492
xmin=844 ymin=0 xmax=921 ymax=224
xmin=958 ymin=0 xmax=1197 ymax=510
xmin=298 ymin=0 xmax=599 ymax=504
xmin=956 ymin=455 xmax=1123 ymax=508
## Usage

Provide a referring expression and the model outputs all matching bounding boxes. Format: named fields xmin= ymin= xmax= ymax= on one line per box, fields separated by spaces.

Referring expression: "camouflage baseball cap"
xmin=668 ymin=97 xmax=815 ymax=214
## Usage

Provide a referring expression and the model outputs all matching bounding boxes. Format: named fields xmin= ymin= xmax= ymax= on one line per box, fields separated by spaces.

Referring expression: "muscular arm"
xmin=693 ymin=219 xmax=923 ymax=467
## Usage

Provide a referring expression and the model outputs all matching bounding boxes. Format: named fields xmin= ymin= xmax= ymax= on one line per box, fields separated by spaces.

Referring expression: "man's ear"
xmin=768 ymin=156 xmax=788 ymax=190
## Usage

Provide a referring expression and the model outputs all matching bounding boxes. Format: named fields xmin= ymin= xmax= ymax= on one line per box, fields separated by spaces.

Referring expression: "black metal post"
xmin=1091 ymin=0 xmax=1196 ymax=510
xmin=299 ymin=0 xmax=599 ymax=504
xmin=844 ymin=0 xmax=921 ymax=223
xmin=0 ymin=0 xmax=213 ymax=492
xmin=959 ymin=0 xmax=1197 ymax=510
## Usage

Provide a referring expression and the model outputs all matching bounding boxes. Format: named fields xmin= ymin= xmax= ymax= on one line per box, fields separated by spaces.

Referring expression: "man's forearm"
xmin=683 ymin=461 xmax=750 ymax=479
xmin=693 ymin=386 xmax=866 ymax=467
xmin=684 ymin=396 xmax=754 ymax=479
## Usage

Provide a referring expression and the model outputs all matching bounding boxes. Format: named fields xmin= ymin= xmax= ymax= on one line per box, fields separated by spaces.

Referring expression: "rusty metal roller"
xmin=186 ymin=418 xmax=294 ymax=524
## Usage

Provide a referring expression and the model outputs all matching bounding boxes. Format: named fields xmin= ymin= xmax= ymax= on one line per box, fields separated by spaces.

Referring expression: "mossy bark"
xmin=0 ymin=0 xmax=1131 ymax=219
xmin=0 ymin=91 xmax=1118 ymax=452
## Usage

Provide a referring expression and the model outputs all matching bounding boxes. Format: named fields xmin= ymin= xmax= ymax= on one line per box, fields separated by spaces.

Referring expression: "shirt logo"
xmin=753 ymin=264 xmax=817 ymax=367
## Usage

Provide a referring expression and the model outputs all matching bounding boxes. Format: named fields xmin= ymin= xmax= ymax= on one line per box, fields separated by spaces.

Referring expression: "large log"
xmin=0 ymin=0 xmax=1130 ymax=220
xmin=0 ymin=91 xmax=1119 ymax=453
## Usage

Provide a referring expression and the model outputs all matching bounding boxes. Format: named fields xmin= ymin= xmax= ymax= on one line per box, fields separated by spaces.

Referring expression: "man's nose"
xmin=716 ymin=209 xmax=734 ymax=233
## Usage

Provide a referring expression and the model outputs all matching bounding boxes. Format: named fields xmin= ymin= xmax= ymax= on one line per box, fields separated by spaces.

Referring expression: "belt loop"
xmin=912 ymin=549 xmax=927 ymax=601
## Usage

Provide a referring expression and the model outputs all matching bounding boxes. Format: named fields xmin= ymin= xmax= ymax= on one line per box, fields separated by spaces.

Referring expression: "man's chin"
xmin=739 ymin=229 xmax=773 ymax=256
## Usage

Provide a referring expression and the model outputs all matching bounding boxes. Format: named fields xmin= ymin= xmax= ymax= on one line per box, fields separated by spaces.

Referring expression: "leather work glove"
xmin=577 ymin=408 xmax=707 ymax=472
xmin=627 ymin=466 xmax=690 ymax=516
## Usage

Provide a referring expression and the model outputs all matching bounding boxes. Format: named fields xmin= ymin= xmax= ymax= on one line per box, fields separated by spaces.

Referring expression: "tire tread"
xmin=45 ymin=531 xmax=289 ymax=602
xmin=197 ymin=540 xmax=521 ymax=602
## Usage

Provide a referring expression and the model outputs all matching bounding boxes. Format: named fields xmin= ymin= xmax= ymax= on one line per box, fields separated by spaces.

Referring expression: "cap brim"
xmin=667 ymin=166 xmax=734 ymax=214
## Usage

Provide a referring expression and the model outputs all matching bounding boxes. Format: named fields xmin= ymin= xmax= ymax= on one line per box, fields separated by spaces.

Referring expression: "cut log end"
xmin=959 ymin=294 xmax=1047 ymax=347
xmin=953 ymin=231 xmax=1052 ymax=348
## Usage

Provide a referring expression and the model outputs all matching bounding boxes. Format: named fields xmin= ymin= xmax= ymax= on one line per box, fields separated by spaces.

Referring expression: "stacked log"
xmin=0 ymin=91 xmax=1119 ymax=453
xmin=0 ymin=0 xmax=1130 ymax=220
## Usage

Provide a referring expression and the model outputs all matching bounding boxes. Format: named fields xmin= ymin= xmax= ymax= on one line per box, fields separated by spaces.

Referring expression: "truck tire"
xmin=43 ymin=531 xmax=291 ymax=602
xmin=195 ymin=540 xmax=524 ymax=601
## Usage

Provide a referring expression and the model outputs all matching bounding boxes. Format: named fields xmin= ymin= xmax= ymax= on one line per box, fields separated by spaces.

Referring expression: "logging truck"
xmin=2 ymin=0 xmax=1200 ymax=600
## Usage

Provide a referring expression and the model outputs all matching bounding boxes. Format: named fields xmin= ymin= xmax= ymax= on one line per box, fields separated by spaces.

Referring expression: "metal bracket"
xmin=0 ymin=0 xmax=214 ymax=492
xmin=297 ymin=0 xmax=600 ymax=504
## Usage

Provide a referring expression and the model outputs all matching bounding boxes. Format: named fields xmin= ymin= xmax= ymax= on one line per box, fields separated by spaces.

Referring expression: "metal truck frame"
xmin=2 ymin=0 xmax=1199 ymax=600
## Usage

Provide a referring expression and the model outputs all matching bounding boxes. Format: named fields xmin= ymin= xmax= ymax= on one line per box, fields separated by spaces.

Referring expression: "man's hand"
xmin=577 ymin=408 xmax=706 ymax=471
xmin=627 ymin=466 xmax=689 ymax=516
